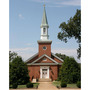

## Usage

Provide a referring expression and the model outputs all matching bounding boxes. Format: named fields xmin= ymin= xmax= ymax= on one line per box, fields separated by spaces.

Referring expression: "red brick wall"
xmin=49 ymin=65 xmax=58 ymax=80
xmin=27 ymin=65 xmax=62 ymax=81
xmin=54 ymin=57 xmax=63 ymax=63
xmin=27 ymin=65 xmax=40 ymax=81
xmin=38 ymin=43 xmax=51 ymax=57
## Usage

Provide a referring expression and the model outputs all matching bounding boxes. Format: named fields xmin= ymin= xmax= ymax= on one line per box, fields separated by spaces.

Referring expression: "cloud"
xmin=10 ymin=47 xmax=38 ymax=61
xmin=52 ymin=48 xmax=76 ymax=57
xmin=52 ymin=48 xmax=81 ymax=63
xmin=29 ymin=0 xmax=81 ymax=7
xmin=18 ymin=14 xmax=24 ymax=19
xmin=26 ymin=43 xmax=36 ymax=46
xmin=10 ymin=47 xmax=80 ymax=63
xmin=31 ymin=0 xmax=50 ymax=3
xmin=60 ymin=0 xmax=81 ymax=6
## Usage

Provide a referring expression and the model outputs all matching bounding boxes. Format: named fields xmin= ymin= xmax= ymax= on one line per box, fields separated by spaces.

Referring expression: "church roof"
xmin=40 ymin=5 xmax=49 ymax=28
xmin=25 ymin=52 xmax=63 ymax=65
xmin=29 ymin=54 xmax=59 ymax=65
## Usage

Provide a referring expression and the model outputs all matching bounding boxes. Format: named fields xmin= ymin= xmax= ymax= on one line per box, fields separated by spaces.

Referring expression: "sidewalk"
xmin=38 ymin=82 xmax=58 ymax=90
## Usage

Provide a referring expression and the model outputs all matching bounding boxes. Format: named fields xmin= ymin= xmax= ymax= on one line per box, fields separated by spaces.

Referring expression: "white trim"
xmin=27 ymin=63 xmax=62 ymax=65
xmin=40 ymin=66 xmax=49 ymax=79
xmin=30 ymin=54 xmax=59 ymax=65
xmin=51 ymin=52 xmax=64 ymax=62
xmin=37 ymin=40 xmax=52 ymax=43
xmin=25 ymin=53 xmax=38 ymax=63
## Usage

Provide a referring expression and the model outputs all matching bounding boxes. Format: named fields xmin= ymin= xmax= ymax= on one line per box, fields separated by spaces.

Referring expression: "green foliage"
xmin=77 ymin=81 xmax=81 ymax=88
xmin=61 ymin=82 xmax=67 ymax=87
xmin=26 ymin=82 xmax=33 ymax=88
xmin=12 ymin=83 xmax=18 ymax=89
xmin=55 ymin=53 xmax=68 ymax=61
xmin=9 ymin=51 xmax=17 ymax=62
xmin=10 ymin=56 xmax=29 ymax=86
xmin=59 ymin=57 xmax=81 ymax=83
xmin=58 ymin=9 xmax=81 ymax=59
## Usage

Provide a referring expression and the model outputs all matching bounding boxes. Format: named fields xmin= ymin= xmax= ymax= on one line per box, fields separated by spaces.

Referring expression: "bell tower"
xmin=37 ymin=5 xmax=52 ymax=57
xmin=40 ymin=5 xmax=49 ymax=40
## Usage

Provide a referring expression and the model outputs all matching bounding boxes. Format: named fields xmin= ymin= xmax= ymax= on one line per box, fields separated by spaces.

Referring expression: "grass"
xmin=52 ymin=81 xmax=78 ymax=88
xmin=67 ymin=84 xmax=77 ymax=88
xmin=10 ymin=83 xmax=39 ymax=89
xmin=52 ymin=81 xmax=61 ymax=87
xmin=18 ymin=85 xmax=26 ymax=88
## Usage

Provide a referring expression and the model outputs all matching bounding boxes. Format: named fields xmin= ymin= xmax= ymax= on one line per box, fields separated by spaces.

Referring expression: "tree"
xmin=59 ymin=57 xmax=81 ymax=83
xmin=10 ymin=56 xmax=29 ymax=86
xmin=9 ymin=51 xmax=17 ymax=62
xmin=58 ymin=9 xmax=81 ymax=59
xmin=55 ymin=53 xmax=68 ymax=61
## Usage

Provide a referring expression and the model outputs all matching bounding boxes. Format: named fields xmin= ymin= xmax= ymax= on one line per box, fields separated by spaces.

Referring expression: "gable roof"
xmin=25 ymin=52 xmax=64 ymax=65
xmin=25 ymin=53 xmax=38 ymax=63
xmin=30 ymin=54 xmax=59 ymax=65
xmin=51 ymin=52 xmax=64 ymax=62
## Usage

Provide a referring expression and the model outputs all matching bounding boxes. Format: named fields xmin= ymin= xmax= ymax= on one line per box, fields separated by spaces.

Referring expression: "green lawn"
xmin=18 ymin=85 xmax=26 ymax=88
xmin=52 ymin=81 xmax=78 ymax=88
xmin=10 ymin=83 xmax=39 ymax=89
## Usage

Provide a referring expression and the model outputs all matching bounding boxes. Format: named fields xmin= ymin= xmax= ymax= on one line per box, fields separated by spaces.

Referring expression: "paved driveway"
xmin=10 ymin=82 xmax=81 ymax=90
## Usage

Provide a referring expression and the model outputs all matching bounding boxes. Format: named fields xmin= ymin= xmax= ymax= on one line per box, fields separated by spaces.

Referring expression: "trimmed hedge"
xmin=61 ymin=82 xmax=67 ymax=87
xmin=77 ymin=81 xmax=81 ymax=88
xmin=12 ymin=83 xmax=18 ymax=89
xmin=26 ymin=82 xmax=33 ymax=88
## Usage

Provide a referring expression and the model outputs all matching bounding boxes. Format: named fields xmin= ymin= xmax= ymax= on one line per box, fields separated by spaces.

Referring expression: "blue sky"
xmin=9 ymin=0 xmax=81 ymax=63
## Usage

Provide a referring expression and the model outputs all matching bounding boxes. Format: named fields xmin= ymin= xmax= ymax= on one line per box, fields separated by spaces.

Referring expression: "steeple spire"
xmin=40 ymin=5 xmax=49 ymax=28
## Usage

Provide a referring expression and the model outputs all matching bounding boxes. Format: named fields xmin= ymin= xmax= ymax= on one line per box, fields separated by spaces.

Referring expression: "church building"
xmin=25 ymin=5 xmax=63 ymax=82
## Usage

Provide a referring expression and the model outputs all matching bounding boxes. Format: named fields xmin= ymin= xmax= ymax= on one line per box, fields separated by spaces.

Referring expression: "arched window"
xmin=43 ymin=28 xmax=46 ymax=34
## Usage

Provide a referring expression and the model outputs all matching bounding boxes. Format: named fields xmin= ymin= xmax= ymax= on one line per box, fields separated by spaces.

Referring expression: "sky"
xmin=9 ymin=0 xmax=81 ymax=63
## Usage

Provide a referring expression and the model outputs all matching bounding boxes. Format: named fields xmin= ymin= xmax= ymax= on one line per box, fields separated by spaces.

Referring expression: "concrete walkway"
xmin=38 ymin=82 xmax=58 ymax=90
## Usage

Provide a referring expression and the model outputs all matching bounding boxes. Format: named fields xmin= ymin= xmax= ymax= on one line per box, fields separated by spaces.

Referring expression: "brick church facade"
xmin=25 ymin=5 xmax=63 ymax=82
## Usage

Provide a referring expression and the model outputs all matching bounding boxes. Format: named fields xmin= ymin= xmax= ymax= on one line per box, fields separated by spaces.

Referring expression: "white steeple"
xmin=40 ymin=5 xmax=49 ymax=41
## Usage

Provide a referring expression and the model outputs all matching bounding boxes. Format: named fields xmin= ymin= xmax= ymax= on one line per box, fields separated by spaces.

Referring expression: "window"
xmin=43 ymin=28 xmax=46 ymax=34
xmin=43 ymin=58 xmax=47 ymax=61
xmin=43 ymin=46 xmax=47 ymax=50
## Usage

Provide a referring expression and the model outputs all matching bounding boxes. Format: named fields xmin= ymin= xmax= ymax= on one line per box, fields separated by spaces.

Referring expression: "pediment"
xmin=35 ymin=56 xmax=55 ymax=63
xmin=30 ymin=54 xmax=58 ymax=65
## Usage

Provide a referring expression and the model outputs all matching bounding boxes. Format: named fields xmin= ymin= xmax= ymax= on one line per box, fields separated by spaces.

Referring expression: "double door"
xmin=42 ymin=69 xmax=48 ymax=78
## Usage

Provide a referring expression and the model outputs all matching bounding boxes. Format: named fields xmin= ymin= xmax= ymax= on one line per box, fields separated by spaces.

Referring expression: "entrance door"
xmin=42 ymin=69 xmax=48 ymax=78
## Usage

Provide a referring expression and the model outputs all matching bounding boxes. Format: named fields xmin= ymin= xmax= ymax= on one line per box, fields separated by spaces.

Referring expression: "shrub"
xmin=59 ymin=57 xmax=81 ymax=83
xmin=61 ymin=82 xmax=67 ymax=87
xmin=77 ymin=81 xmax=81 ymax=88
xmin=10 ymin=56 xmax=30 ymax=85
xmin=26 ymin=82 xmax=33 ymax=88
xmin=12 ymin=83 xmax=18 ymax=89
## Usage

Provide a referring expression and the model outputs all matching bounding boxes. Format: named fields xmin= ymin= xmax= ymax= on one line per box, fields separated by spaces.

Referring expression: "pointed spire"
xmin=40 ymin=5 xmax=49 ymax=28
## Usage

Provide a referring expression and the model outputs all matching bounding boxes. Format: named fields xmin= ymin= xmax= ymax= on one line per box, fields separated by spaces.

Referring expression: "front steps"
xmin=39 ymin=78 xmax=52 ymax=82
